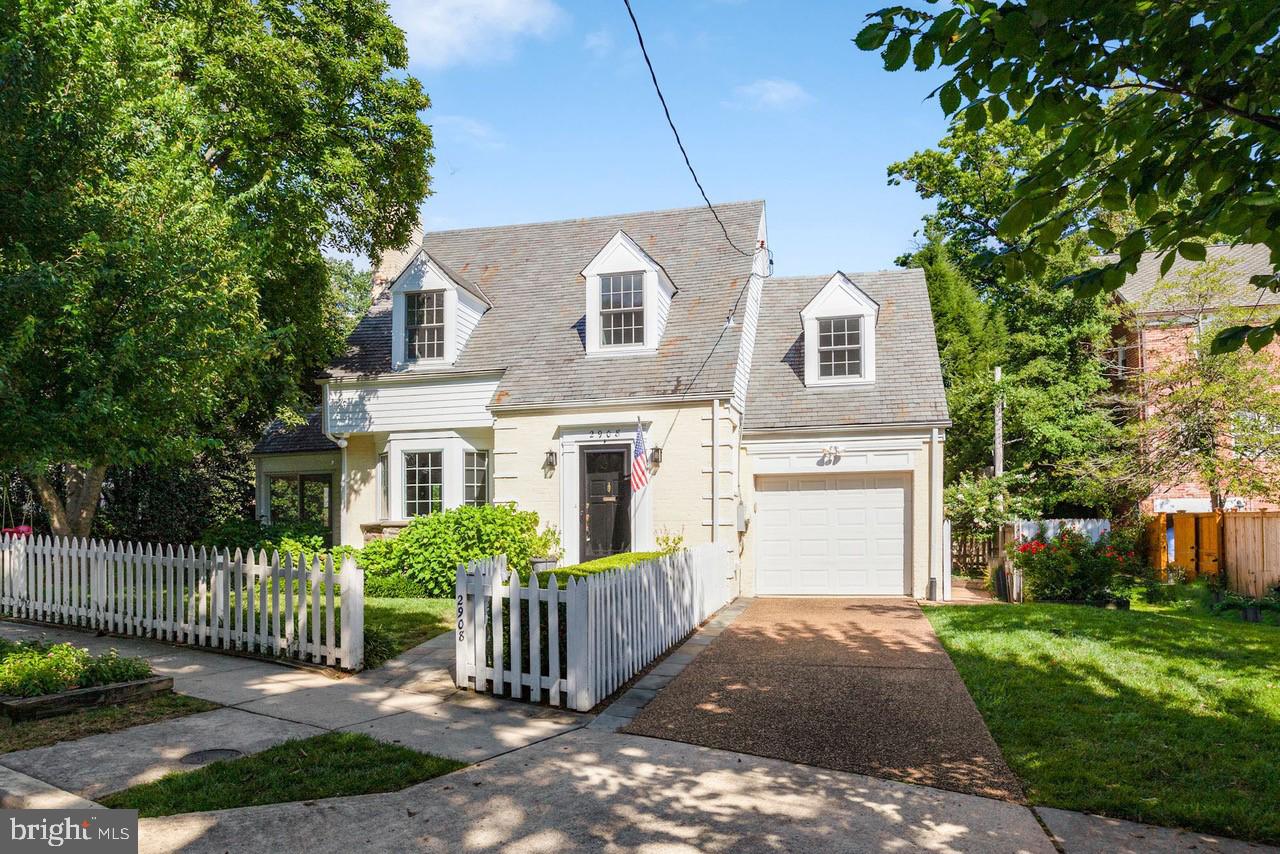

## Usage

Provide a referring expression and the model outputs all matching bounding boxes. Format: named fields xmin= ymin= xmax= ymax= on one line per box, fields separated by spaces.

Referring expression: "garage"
xmin=754 ymin=473 xmax=909 ymax=595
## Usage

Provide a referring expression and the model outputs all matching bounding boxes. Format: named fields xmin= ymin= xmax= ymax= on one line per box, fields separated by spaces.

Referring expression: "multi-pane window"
xmin=404 ymin=451 xmax=442 ymax=517
xmin=600 ymin=272 xmax=645 ymax=346
xmin=406 ymin=290 xmax=445 ymax=360
xmin=817 ymin=316 xmax=862 ymax=378
xmin=267 ymin=474 xmax=333 ymax=542
xmin=464 ymin=451 xmax=489 ymax=506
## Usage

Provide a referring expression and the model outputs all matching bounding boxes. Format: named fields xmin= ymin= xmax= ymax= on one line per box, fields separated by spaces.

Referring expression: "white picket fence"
xmin=0 ymin=534 xmax=364 ymax=670
xmin=454 ymin=544 xmax=733 ymax=712
xmin=1012 ymin=518 xmax=1111 ymax=543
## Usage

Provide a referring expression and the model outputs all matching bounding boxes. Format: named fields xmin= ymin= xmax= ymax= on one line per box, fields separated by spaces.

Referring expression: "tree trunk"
xmin=32 ymin=464 xmax=109 ymax=538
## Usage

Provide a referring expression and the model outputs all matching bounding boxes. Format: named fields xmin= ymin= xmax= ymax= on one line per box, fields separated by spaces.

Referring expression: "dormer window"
xmin=406 ymin=290 xmax=445 ymax=361
xmin=389 ymin=251 xmax=491 ymax=370
xmin=818 ymin=316 xmax=862 ymax=378
xmin=801 ymin=273 xmax=877 ymax=387
xmin=601 ymin=273 xmax=645 ymax=346
xmin=582 ymin=231 xmax=676 ymax=356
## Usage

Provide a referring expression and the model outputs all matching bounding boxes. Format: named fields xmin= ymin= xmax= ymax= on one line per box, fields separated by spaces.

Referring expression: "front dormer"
xmin=390 ymin=251 xmax=490 ymax=370
xmin=581 ymin=230 xmax=676 ymax=356
xmin=801 ymin=272 xmax=878 ymax=387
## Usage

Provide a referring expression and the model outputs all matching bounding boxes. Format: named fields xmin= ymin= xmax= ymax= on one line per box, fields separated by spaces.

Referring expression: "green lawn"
xmin=100 ymin=732 xmax=464 ymax=817
xmin=364 ymin=597 xmax=453 ymax=656
xmin=924 ymin=599 xmax=1280 ymax=844
xmin=1 ymin=694 xmax=219 ymax=754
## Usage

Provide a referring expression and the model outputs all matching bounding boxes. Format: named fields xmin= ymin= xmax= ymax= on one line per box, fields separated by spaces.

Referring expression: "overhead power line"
xmin=621 ymin=0 xmax=755 ymax=259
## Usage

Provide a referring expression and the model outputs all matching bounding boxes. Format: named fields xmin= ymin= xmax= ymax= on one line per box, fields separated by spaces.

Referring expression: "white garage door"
xmin=754 ymin=474 xmax=908 ymax=595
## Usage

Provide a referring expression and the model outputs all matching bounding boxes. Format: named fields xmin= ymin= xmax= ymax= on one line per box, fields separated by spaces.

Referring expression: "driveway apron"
xmin=622 ymin=597 xmax=1024 ymax=801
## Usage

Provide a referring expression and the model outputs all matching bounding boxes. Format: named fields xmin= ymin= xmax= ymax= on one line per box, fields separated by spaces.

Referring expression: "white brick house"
xmin=254 ymin=201 xmax=951 ymax=598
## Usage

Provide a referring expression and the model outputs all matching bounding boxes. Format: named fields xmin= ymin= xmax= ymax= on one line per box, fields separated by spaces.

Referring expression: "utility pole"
xmin=993 ymin=366 xmax=1004 ymax=477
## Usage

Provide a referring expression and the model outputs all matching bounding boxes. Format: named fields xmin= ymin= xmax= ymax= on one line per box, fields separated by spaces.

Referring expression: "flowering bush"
xmin=1013 ymin=527 xmax=1149 ymax=602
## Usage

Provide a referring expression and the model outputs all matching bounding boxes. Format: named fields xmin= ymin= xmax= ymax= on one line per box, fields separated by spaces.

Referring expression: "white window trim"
xmin=383 ymin=432 xmax=490 ymax=524
xmin=581 ymin=231 xmax=675 ymax=357
xmin=389 ymin=253 xmax=488 ymax=370
xmin=801 ymin=273 xmax=878 ymax=387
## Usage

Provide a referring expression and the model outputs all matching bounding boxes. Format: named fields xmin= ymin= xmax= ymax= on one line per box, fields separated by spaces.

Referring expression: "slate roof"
xmin=252 ymin=409 xmax=337 ymax=455
xmin=743 ymin=270 xmax=950 ymax=431
xmin=1115 ymin=243 xmax=1279 ymax=314
xmin=325 ymin=201 xmax=764 ymax=408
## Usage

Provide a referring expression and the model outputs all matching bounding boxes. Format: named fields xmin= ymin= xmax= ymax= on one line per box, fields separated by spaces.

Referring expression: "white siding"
xmin=731 ymin=272 xmax=763 ymax=412
xmin=326 ymin=376 xmax=499 ymax=433
xmin=456 ymin=290 xmax=486 ymax=357
xmin=654 ymin=283 xmax=672 ymax=343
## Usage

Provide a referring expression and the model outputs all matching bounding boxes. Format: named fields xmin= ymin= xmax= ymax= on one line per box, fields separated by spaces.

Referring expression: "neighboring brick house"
xmin=1115 ymin=244 xmax=1280 ymax=513
xmin=253 ymin=201 xmax=954 ymax=598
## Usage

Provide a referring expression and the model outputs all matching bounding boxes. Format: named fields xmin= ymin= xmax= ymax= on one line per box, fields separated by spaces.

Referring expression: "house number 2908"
xmin=456 ymin=594 xmax=465 ymax=642
xmin=588 ymin=428 xmax=621 ymax=439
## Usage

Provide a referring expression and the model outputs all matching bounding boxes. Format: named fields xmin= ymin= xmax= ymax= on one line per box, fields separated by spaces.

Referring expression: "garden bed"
xmin=1 ymin=675 xmax=173 ymax=722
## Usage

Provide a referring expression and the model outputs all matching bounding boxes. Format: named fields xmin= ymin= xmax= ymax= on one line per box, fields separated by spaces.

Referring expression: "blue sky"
xmin=378 ymin=0 xmax=952 ymax=276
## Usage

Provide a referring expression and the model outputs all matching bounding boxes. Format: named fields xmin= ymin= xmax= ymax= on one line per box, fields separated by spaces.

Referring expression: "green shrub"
xmin=385 ymin=504 xmax=542 ymax=597
xmin=364 ymin=573 xmax=429 ymax=598
xmin=542 ymin=550 xmax=664 ymax=585
xmin=1014 ymin=526 xmax=1149 ymax=602
xmin=198 ymin=519 xmax=330 ymax=556
xmin=0 ymin=643 xmax=152 ymax=698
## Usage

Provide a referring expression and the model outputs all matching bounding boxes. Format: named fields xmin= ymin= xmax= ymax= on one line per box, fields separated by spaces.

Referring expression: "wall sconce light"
xmin=544 ymin=450 xmax=557 ymax=469
xmin=650 ymin=446 xmax=663 ymax=466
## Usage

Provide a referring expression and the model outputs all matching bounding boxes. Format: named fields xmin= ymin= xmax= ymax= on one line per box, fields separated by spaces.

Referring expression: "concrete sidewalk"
xmin=0 ymin=621 xmax=583 ymax=803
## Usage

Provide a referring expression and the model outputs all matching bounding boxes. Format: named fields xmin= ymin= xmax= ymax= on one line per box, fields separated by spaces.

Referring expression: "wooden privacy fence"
xmin=1222 ymin=513 xmax=1280 ymax=597
xmin=0 ymin=534 xmax=364 ymax=670
xmin=454 ymin=544 xmax=733 ymax=712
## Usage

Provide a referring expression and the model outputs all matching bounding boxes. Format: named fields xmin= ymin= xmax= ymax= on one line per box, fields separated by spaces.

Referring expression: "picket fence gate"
xmin=454 ymin=544 xmax=733 ymax=712
xmin=0 ymin=534 xmax=364 ymax=670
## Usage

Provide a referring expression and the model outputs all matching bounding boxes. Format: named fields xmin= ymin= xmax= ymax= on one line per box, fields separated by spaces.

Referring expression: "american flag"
xmin=631 ymin=419 xmax=650 ymax=490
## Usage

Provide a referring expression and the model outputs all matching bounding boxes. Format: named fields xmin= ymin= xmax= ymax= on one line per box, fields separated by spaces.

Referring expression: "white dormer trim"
xmin=800 ymin=272 xmax=878 ymax=387
xmin=581 ymin=230 xmax=676 ymax=356
xmin=390 ymin=251 xmax=488 ymax=370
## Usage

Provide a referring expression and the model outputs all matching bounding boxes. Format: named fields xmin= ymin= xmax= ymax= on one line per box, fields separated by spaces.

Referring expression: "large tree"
xmin=857 ymin=1 xmax=1280 ymax=353
xmin=1074 ymin=260 xmax=1280 ymax=511
xmin=892 ymin=121 xmax=1121 ymax=513
xmin=0 ymin=0 xmax=432 ymax=537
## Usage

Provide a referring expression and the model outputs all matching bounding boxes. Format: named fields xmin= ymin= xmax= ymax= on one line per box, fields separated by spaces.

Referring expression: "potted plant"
xmin=529 ymin=525 xmax=563 ymax=574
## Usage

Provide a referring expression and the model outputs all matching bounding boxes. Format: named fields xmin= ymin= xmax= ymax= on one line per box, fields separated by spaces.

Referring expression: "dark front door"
xmin=581 ymin=445 xmax=631 ymax=561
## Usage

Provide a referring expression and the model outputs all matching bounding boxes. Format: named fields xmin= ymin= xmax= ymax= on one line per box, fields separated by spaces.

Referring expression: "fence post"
xmin=454 ymin=561 xmax=472 ymax=689
xmin=339 ymin=554 xmax=364 ymax=670
xmin=566 ymin=576 xmax=591 ymax=711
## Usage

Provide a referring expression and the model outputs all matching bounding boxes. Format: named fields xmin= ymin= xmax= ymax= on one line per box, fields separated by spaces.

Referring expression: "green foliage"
xmin=1073 ymin=260 xmax=1280 ymax=510
xmin=0 ymin=642 xmax=151 ymax=698
xmin=198 ymin=519 xmax=329 ymax=557
xmin=361 ymin=623 xmax=399 ymax=669
xmin=858 ymin=1 xmax=1280 ymax=351
xmin=360 ymin=505 xmax=543 ymax=598
xmin=363 ymin=573 xmax=429 ymax=599
xmin=944 ymin=472 xmax=1038 ymax=537
xmin=655 ymin=530 xmax=685 ymax=555
xmin=0 ymin=0 xmax=432 ymax=535
xmin=1013 ymin=528 xmax=1149 ymax=602
xmin=892 ymin=121 xmax=1123 ymax=513
xmin=529 ymin=525 xmax=564 ymax=561
xmin=545 ymin=551 xmax=664 ymax=585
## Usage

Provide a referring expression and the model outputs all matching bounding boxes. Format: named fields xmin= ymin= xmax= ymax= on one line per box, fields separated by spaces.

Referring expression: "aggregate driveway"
xmin=622 ymin=597 xmax=1024 ymax=801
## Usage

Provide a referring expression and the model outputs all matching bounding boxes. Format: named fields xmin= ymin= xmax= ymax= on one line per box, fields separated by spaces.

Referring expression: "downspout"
xmin=711 ymin=399 xmax=719 ymax=543
xmin=929 ymin=427 xmax=944 ymax=600
xmin=320 ymin=385 xmax=349 ymax=544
